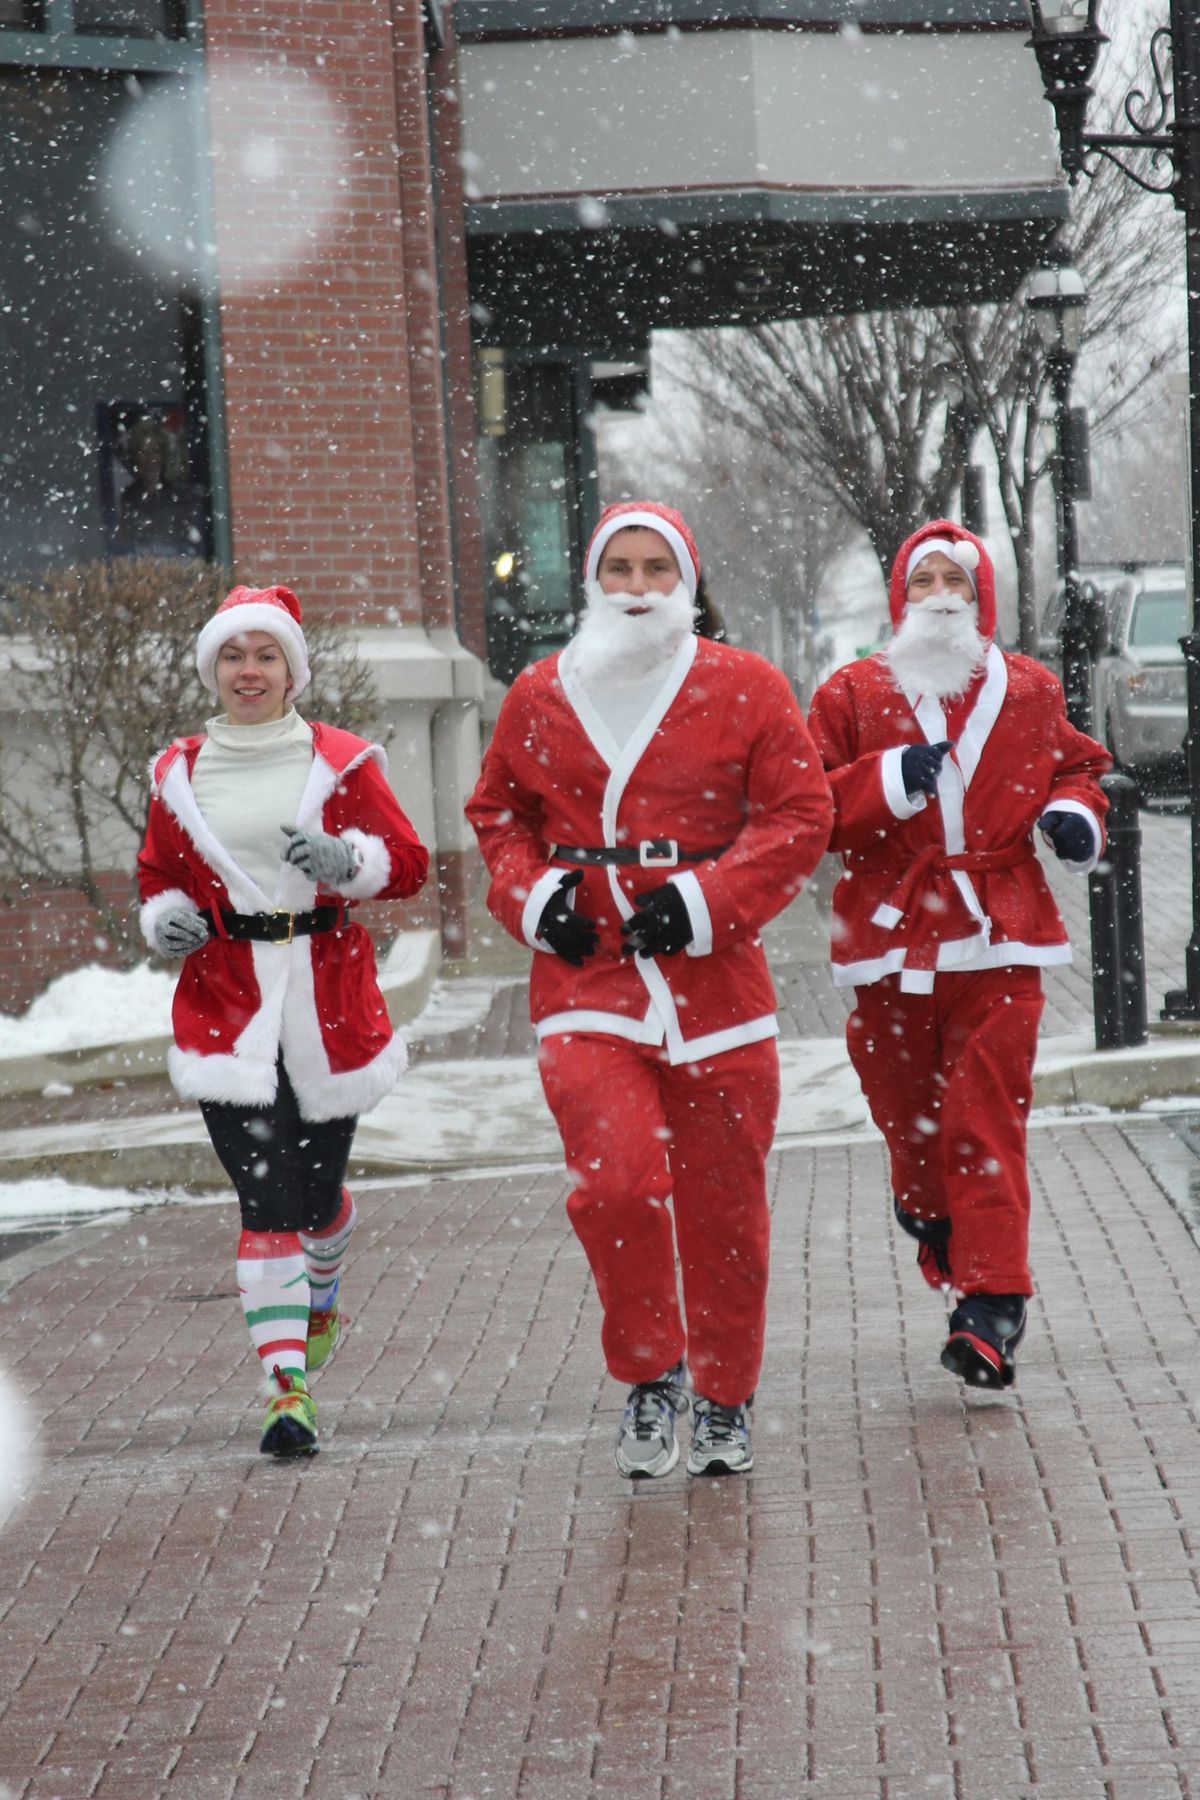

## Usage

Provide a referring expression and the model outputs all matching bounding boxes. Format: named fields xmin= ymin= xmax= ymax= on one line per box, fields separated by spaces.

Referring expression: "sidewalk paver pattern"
xmin=1 ymin=808 xmax=1200 ymax=1797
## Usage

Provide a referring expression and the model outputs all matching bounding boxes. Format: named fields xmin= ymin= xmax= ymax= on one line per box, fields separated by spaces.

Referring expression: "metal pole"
xmin=1088 ymin=775 xmax=1148 ymax=1050
xmin=1162 ymin=0 xmax=1200 ymax=1014
xmin=1088 ymin=842 xmax=1120 ymax=1051
xmin=1053 ymin=351 xmax=1092 ymax=737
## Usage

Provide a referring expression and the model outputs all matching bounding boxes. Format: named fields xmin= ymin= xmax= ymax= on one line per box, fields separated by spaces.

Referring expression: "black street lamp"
xmin=1025 ymin=0 xmax=1200 ymax=1019
xmin=1025 ymin=237 xmax=1092 ymax=734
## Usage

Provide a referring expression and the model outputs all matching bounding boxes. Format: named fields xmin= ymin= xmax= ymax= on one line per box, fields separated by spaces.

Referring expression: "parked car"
xmin=1038 ymin=562 xmax=1188 ymax=786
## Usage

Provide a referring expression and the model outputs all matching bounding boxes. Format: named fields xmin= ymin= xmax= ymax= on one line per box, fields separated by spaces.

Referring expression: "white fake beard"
xmin=568 ymin=579 xmax=697 ymax=687
xmin=883 ymin=595 xmax=988 ymax=700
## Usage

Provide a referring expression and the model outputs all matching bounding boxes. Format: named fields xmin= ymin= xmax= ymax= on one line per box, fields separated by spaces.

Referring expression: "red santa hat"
xmin=888 ymin=520 xmax=995 ymax=640
xmin=195 ymin=584 xmax=311 ymax=699
xmin=584 ymin=501 xmax=701 ymax=601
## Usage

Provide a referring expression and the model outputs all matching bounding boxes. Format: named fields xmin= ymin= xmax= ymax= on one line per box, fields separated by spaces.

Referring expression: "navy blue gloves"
xmin=1038 ymin=810 xmax=1095 ymax=863
xmin=901 ymin=739 xmax=954 ymax=799
xmin=537 ymin=868 xmax=599 ymax=966
xmin=621 ymin=883 xmax=694 ymax=959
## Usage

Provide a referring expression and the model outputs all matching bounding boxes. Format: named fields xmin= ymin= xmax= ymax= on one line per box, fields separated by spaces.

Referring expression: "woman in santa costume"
xmin=137 ymin=584 xmax=428 ymax=1455
xmin=808 ymin=520 xmax=1110 ymax=1389
xmin=466 ymin=502 xmax=833 ymax=1479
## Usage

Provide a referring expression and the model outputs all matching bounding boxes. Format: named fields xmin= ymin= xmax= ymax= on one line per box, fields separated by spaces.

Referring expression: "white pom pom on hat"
xmin=195 ymin=584 xmax=311 ymax=699
xmin=904 ymin=536 xmax=979 ymax=594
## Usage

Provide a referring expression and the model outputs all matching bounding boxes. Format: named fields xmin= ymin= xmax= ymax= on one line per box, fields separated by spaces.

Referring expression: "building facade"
xmin=0 ymin=0 xmax=1062 ymax=1011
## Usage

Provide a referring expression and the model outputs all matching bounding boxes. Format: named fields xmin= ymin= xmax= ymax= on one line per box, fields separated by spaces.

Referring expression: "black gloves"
xmin=537 ymin=868 xmax=598 ymax=966
xmin=621 ymin=883 xmax=694 ymax=959
xmin=1038 ymin=810 xmax=1095 ymax=863
xmin=901 ymin=740 xmax=954 ymax=799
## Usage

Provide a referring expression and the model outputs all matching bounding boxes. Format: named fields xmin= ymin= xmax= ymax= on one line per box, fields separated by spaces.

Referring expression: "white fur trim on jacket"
xmin=880 ymin=745 xmax=927 ymax=820
xmin=335 ymin=828 xmax=392 ymax=899
xmin=672 ymin=871 xmax=714 ymax=957
xmin=169 ymin=1018 xmax=408 ymax=1120
xmin=522 ymin=866 xmax=570 ymax=951
xmin=1040 ymin=798 xmax=1103 ymax=873
xmin=139 ymin=887 xmax=201 ymax=951
xmin=830 ymin=937 xmax=1073 ymax=992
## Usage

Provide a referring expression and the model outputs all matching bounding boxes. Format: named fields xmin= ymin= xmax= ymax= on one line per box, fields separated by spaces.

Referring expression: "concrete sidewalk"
xmin=3 ymin=1115 xmax=1200 ymax=1798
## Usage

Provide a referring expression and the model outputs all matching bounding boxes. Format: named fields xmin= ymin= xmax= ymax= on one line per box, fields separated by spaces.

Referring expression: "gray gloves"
xmin=153 ymin=907 xmax=211 ymax=958
xmin=281 ymin=825 xmax=361 ymax=887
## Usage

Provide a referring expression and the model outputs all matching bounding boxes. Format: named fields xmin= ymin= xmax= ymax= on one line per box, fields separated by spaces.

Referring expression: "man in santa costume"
xmin=466 ymin=502 xmax=833 ymax=1478
xmin=808 ymin=520 xmax=1110 ymax=1389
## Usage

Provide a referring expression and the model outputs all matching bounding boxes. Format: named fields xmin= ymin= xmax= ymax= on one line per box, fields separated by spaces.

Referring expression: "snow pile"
xmin=0 ymin=963 xmax=173 ymax=1056
xmin=0 ymin=1366 xmax=39 ymax=1535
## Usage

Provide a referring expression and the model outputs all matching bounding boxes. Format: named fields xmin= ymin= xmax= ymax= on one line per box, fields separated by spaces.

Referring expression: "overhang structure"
xmin=457 ymin=0 xmax=1068 ymax=350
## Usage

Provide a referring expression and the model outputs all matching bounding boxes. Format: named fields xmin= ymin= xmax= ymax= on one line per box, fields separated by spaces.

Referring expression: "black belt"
xmin=550 ymin=839 xmax=729 ymax=869
xmin=208 ymin=905 xmax=349 ymax=944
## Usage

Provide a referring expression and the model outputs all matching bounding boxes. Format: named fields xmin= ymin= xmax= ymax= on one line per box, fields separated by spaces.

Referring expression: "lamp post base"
xmin=1162 ymin=937 xmax=1200 ymax=1019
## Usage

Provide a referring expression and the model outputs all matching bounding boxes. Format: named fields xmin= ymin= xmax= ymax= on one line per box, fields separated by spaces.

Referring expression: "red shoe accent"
xmin=941 ymin=1330 xmax=1011 ymax=1390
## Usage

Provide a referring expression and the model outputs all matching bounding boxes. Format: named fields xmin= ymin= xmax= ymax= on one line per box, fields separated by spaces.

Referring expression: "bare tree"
xmin=1081 ymin=369 xmax=1188 ymax=565
xmin=0 ymin=558 xmax=380 ymax=958
xmin=597 ymin=401 xmax=854 ymax=699
xmin=943 ymin=153 xmax=1180 ymax=649
xmin=658 ymin=140 xmax=1181 ymax=653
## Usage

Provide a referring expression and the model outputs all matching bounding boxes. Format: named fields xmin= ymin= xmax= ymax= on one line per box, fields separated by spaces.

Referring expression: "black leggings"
xmin=199 ymin=1061 xmax=357 ymax=1234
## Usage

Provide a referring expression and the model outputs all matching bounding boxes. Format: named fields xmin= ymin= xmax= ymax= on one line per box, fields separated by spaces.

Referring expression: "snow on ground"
xmin=0 ymin=963 xmax=173 ymax=1056
xmin=2 ymin=956 xmax=1199 ymax=1221
xmin=0 ymin=1365 xmax=38 ymax=1531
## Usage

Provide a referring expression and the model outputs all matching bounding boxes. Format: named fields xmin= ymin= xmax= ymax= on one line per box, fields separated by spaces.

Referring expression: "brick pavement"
xmin=3 ymin=1115 xmax=1200 ymax=1798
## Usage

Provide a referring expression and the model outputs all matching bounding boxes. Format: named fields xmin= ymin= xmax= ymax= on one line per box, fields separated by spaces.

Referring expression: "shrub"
xmin=0 ymin=558 xmax=382 ymax=959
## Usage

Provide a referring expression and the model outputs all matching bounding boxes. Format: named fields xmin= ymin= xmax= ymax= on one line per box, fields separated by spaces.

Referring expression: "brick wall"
xmin=0 ymin=4 xmax=485 ymax=1014
xmin=203 ymin=0 xmax=429 ymax=627
xmin=0 ymin=874 xmax=135 ymax=1016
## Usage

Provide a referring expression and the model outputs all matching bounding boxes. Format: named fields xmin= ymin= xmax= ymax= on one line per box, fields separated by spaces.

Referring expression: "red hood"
xmin=888 ymin=519 xmax=995 ymax=640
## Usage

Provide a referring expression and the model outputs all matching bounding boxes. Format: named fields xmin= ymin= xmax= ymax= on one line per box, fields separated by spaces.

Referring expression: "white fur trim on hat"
xmin=586 ymin=510 xmax=699 ymax=601
xmin=905 ymin=537 xmax=979 ymax=595
xmin=196 ymin=598 xmax=310 ymax=699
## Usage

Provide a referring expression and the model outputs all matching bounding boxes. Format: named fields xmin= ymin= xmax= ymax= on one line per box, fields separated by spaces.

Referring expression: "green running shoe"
xmin=260 ymin=1366 xmax=318 ymax=1457
xmin=306 ymin=1299 xmax=341 ymax=1375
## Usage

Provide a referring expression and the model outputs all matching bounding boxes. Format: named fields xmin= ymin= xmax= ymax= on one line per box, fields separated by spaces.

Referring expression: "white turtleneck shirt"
xmin=191 ymin=708 xmax=314 ymax=898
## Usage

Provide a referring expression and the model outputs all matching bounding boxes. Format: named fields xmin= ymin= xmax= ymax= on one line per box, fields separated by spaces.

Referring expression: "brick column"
xmin=202 ymin=0 xmax=424 ymax=627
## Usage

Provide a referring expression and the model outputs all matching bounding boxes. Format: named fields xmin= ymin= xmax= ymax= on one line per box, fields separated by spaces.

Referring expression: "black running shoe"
xmin=894 ymin=1195 xmax=953 ymax=1288
xmin=941 ymin=1294 xmax=1027 ymax=1390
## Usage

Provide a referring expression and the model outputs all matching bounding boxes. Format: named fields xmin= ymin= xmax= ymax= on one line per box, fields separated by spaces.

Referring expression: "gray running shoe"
xmin=687 ymin=1396 xmax=753 ymax=1476
xmin=614 ymin=1361 xmax=690 ymax=1479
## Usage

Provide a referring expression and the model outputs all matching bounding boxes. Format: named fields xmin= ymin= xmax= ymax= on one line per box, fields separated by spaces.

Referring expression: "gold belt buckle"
xmin=273 ymin=909 xmax=296 ymax=944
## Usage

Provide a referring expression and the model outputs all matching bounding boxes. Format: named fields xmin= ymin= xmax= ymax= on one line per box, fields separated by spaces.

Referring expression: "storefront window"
xmin=0 ymin=69 xmax=209 ymax=602
xmin=75 ymin=0 xmax=186 ymax=38
xmin=0 ymin=2 xmax=42 ymax=28
xmin=478 ymin=358 xmax=583 ymax=684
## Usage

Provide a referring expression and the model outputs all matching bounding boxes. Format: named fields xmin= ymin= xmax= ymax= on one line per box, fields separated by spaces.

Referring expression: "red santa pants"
xmin=846 ymin=967 xmax=1044 ymax=1297
xmin=537 ymin=1033 xmax=781 ymax=1406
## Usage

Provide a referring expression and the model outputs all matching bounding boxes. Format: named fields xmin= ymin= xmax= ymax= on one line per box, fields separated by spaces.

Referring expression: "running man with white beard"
xmin=466 ymin=502 xmax=833 ymax=1478
xmin=808 ymin=520 xmax=1110 ymax=1390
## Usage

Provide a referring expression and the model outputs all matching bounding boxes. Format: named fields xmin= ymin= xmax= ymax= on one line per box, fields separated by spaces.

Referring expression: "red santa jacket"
xmin=137 ymin=721 xmax=428 ymax=1120
xmin=465 ymin=634 xmax=834 ymax=1063
xmin=807 ymin=644 xmax=1110 ymax=993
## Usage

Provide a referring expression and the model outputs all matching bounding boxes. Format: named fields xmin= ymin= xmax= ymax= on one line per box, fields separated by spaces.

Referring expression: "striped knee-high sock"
xmin=298 ymin=1188 xmax=357 ymax=1315
xmin=237 ymin=1230 xmax=310 ymax=1381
